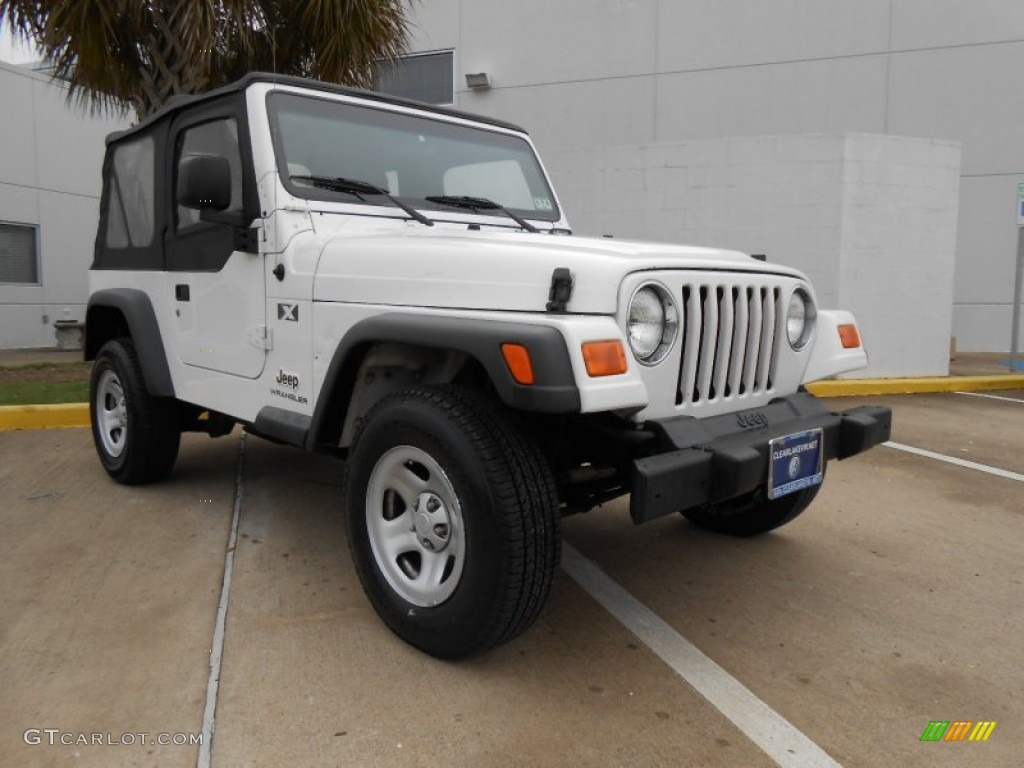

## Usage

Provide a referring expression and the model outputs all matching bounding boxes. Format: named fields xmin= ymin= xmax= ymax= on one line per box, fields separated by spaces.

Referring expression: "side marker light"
xmin=501 ymin=343 xmax=535 ymax=385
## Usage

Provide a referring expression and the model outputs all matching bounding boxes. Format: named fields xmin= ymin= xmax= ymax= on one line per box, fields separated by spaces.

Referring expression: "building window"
xmin=0 ymin=222 xmax=39 ymax=284
xmin=374 ymin=50 xmax=454 ymax=105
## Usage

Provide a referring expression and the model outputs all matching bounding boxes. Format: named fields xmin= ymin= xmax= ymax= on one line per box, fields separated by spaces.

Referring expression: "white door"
xmin=166 ymin=113 xmax=266 ymax=378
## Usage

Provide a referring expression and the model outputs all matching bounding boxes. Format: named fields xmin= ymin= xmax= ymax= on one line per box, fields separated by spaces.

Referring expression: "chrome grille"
xmin=676 ymin=283 xmax=781 ymax=405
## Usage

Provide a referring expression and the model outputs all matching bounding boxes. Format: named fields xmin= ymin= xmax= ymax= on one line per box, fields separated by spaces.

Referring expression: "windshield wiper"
xmin=289 ymin=175 xmax=433 ymax=227
xmin=424 ymin=195 xmax=539 ymax=233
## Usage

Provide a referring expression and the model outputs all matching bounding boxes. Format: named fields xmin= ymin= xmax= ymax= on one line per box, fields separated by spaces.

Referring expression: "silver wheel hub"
xmin=95 ymin=369 xmax=128 ymax=459
xmin=413 ymin=492 xmax=451 ymax=552
xmin=365 ymin=446 xmax=466 ymax=607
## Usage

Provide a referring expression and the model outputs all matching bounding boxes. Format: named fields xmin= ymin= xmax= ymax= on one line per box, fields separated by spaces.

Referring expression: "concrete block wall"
xmin=545 ymin=133 xmax=961 ymax=378
xmin=837 ymin=136 xmax=961 ymax=377
xmin=0 ymin=61 xmax=129 ymax=349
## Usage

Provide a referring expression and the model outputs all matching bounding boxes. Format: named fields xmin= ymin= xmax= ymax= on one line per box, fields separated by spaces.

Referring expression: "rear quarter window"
xmin=105 ymin=136 xmax=156 ymax=249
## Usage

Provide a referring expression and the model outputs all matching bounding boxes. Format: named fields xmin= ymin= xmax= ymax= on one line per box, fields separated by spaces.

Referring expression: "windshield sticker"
xmin=533 ymin=197 xmax=553 ymax=211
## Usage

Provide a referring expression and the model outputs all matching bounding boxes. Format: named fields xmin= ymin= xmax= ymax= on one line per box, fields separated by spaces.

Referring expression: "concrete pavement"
xmin=1 ymin=432 xmax=237 ymax=767
xmin=2 ymin=390 xmax=1022 ymax=766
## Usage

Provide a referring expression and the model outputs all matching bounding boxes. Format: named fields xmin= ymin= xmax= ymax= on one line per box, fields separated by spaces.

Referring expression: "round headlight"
xmin=627 ymin=284 xmax=678 ymax=365
xmin=786 ymin=288 xmax=816 ymax=350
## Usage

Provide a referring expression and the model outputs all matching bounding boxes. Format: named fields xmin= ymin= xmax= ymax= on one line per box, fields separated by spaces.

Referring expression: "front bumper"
xmin=630 ymin=392 xmax=891 ymax=523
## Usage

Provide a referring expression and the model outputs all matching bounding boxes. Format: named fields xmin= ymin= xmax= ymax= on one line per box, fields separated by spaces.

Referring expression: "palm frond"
xmin=0 ymin=0 xmax=415 ymax=118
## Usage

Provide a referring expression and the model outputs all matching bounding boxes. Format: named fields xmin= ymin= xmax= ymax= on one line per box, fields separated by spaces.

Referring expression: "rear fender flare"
xmin=86 ymin=289 xmax=175 ymax=397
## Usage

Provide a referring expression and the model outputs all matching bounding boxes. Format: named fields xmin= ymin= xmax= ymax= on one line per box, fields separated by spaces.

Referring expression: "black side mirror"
xmin=177 ymin=155 xmax=231 ymax=210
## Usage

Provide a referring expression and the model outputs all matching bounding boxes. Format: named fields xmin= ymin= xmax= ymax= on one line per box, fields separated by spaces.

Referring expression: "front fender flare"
xmin=307 ymin=313 xmax=581 ymax=451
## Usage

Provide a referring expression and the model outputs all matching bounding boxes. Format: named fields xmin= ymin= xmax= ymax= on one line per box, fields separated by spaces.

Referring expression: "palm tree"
xmin=0 ymin=0 xmax=413 ymax=118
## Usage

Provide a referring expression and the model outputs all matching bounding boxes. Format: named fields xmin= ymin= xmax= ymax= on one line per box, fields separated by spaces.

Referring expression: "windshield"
xmin=268 ymin=92 xmax=560 ymax=222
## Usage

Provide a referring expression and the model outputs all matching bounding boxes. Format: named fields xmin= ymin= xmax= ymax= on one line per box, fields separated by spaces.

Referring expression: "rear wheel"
xmin=345 ymin=387 xmax=560 ymax=659
xmin=682 ymin=473 xmax=824 ymax=537
xmin=90 ymin=338 xmax=180 ymax=484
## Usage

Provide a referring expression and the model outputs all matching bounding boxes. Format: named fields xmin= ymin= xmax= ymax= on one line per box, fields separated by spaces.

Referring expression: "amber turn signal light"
xmin=501 ymin=343 xmax=535 ymax=385
xmin=582 ymin=340 xmax=628 ymax=377
xmin=838 ymin=324 xmax=861 ymax=349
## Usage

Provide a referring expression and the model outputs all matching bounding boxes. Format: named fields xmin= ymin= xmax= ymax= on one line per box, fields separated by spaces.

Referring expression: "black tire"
xmin=682 ymin=470 xmax=824 ymax=537
xmin=345 ymin=386 xmax=560 ymax=659
xmin=89 ymin=338 xmax=180 ymax=485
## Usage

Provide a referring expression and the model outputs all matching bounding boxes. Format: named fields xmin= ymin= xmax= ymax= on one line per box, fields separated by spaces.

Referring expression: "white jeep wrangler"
xmin=86 ymin=73 xmax=891 ymax=659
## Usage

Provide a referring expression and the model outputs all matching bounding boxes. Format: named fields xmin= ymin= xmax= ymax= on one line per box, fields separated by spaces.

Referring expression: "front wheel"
xmin=682 ymin=472 xmax=824 ymax=537
xmin=90 ymin=338 xmax=180 ymax=484
xmin=345 ymin=387 xmax=560 ymax=659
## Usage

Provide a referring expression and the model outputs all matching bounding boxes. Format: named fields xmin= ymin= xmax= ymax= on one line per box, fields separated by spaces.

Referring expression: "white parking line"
xmin=884 ymin=441 xmax=1024 ymax=484
xmin=197 ymin=434 xmax=246 ymax=768
xmin=562 ymin=543 xmax=842 ymax=768
xmin=955 ymin=391 xmax=1024 ymax=404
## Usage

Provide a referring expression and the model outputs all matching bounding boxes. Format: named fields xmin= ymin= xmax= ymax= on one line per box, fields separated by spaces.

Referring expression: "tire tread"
xmin=90 ymin=338 xmax=180 ymax=485
xmin=347 ymin=386 xmax=560 ymax=657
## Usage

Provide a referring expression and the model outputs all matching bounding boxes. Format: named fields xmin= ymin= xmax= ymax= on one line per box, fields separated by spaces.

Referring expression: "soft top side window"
xmin=105 ymin=136 xmax=156 ymax=249
xmin=175 ymin=118 xmax=243 ymax=232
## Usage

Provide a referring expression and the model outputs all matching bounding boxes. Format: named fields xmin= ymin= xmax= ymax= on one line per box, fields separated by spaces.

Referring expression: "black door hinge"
xmin=234 ymin=226 xmax=259 ymax=254
xmin=546 ymin=267 xmax=574 ymax=313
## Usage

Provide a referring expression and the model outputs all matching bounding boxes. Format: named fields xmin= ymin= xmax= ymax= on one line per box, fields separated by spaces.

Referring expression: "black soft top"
xmin=106 ymin=71 xmax=526 ymax=145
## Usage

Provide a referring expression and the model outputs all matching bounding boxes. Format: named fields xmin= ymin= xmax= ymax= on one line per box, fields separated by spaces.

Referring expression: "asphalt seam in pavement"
xmin=197 ymin=434 xmax=246 ymax=768
xmin=884 ymin=441 xmax=1024 ymax=484
xmin=561 ymin=543 xmax=843 ymax=768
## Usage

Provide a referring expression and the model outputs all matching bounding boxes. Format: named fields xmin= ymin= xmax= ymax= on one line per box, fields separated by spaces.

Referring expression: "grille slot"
xmin=676 ymin=282 xmax=781 ymax=406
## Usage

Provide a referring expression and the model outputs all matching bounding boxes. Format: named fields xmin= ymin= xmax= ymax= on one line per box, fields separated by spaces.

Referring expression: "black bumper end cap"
xmin=631 ymin=449 xmax=711 ymax=524
xmin=837 ymin=405 xmax=892 ymax=459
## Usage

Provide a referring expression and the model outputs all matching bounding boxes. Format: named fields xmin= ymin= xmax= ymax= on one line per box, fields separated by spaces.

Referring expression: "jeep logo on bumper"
xmin=736 ymin=411 xmax=769 ymax=429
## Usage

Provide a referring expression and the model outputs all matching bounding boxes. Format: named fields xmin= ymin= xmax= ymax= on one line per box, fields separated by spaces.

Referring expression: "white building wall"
xmin=408 ymin=0 xmax=1024 ymax=353
xmin=0 ymin=61 xmax=129 ymax=348
xmin=545 ymin=134 xmax=960 ymax=378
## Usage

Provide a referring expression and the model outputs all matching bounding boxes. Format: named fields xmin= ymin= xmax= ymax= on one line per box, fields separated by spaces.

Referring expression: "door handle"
xmin=175 ymin=284 xmax=190 ymax=301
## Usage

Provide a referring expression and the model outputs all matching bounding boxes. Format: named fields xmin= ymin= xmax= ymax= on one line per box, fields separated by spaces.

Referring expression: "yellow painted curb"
xmin=807 ymin=375 xmax=1024 ymax=397
xmin=0 ymin=403 xmax=90 ymax=430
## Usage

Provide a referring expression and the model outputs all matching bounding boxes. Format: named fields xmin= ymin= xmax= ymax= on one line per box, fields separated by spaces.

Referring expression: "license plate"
xmin=767 ymin=429 xmax=824 ymax=500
